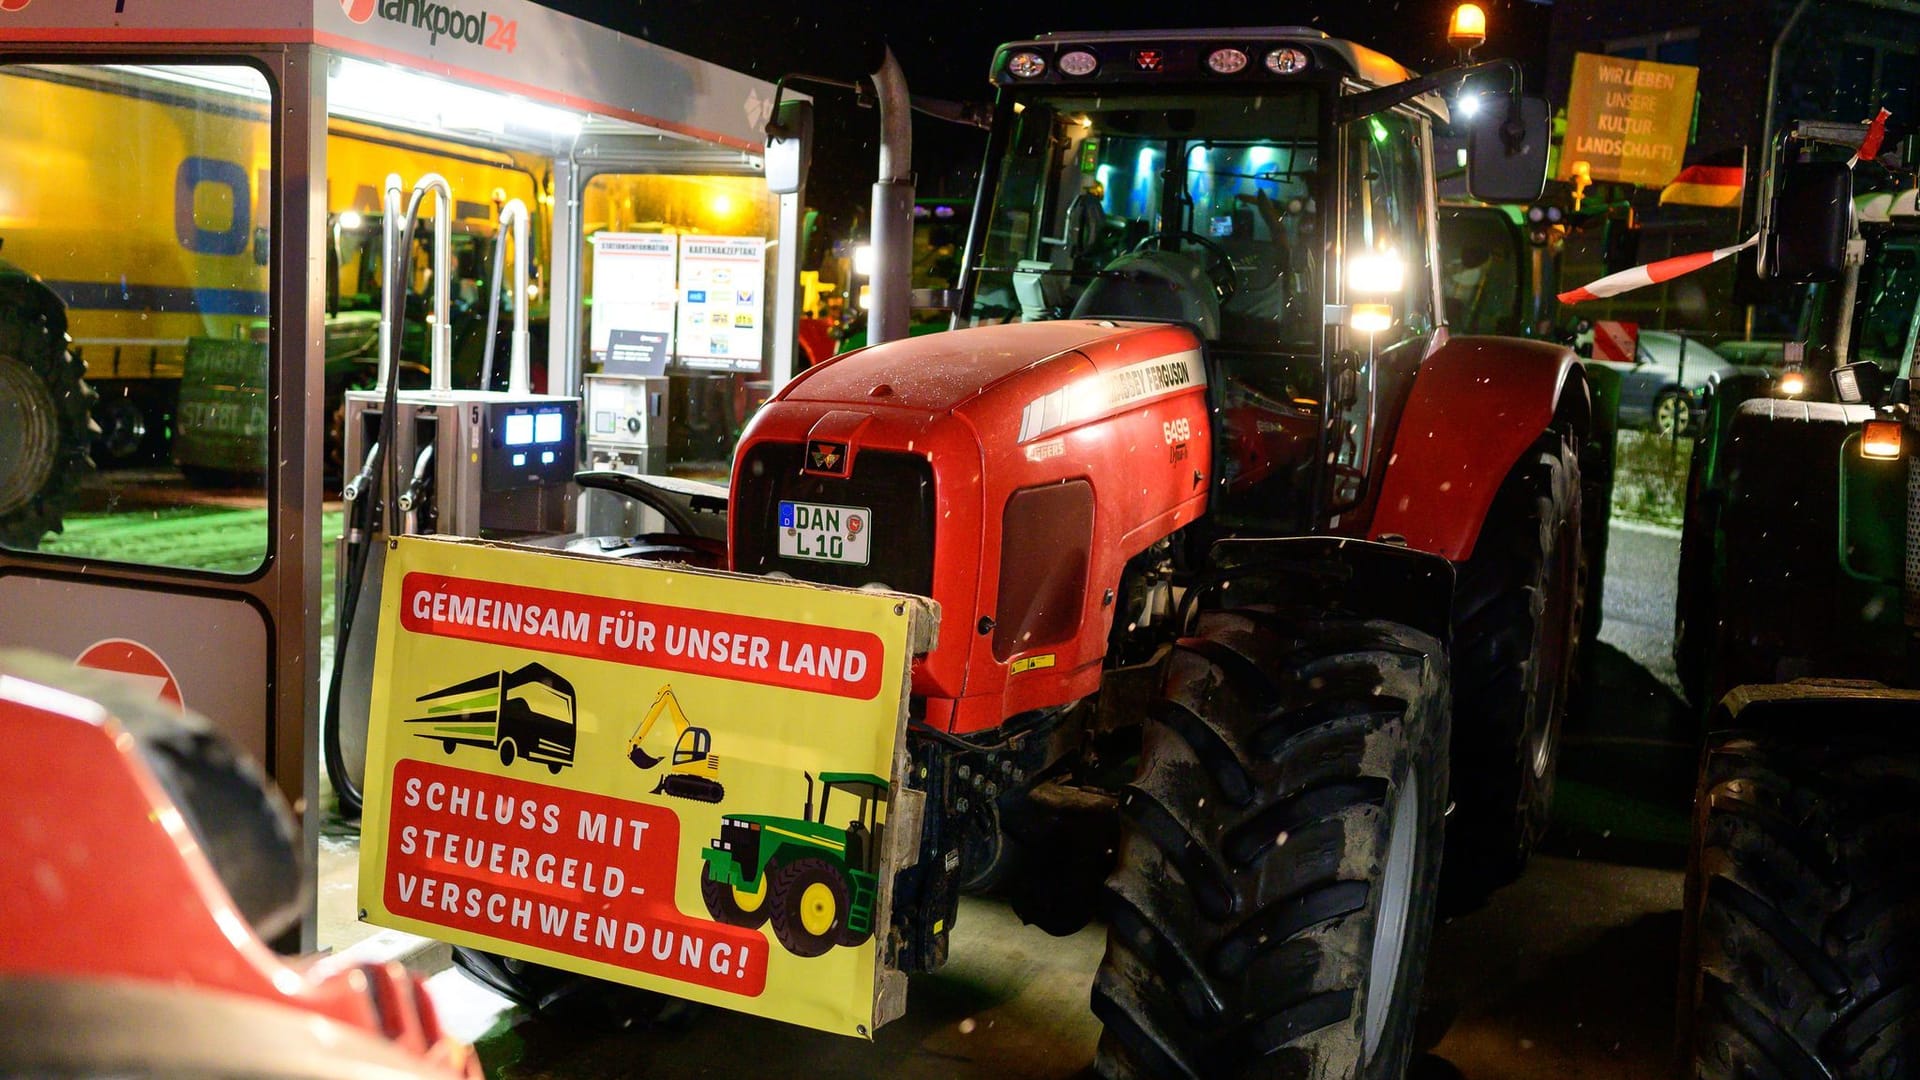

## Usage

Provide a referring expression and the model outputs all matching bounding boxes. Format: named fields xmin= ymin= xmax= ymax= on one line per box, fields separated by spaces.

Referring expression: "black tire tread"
xmin=1444 ymin=434 xmax=1582 ymax=907
xmin=1093 ymin=612 xmax=1450 ymax=1080
xmin=1684 ymin=731 xmax=1920 ymax=1080
xmin=767 ymin=855 xmax=846 ymax=958
xmin=0 ymin=278 xmax=95 ymax=550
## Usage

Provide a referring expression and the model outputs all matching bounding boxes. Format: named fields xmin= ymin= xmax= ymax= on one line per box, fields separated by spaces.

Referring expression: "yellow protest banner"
xmin=356 ymin=536 xmax=937 ymax=1038
xmin=1561 ymin=52 xmax=1699 ymax=188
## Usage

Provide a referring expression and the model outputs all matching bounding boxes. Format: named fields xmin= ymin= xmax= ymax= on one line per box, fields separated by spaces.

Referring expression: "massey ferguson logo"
xmin=0 ymin=0 xmax=33 ymax=13
xmin=806 ymin=440 xmax=849 ymax=475
xmin=369 ymin=0 xmax=520 ymax=52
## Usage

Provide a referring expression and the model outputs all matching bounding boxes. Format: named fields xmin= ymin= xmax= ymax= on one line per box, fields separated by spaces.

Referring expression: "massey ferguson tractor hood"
xmin=776 ymin=319 xmax=1193 ymax=415
xmin=732 ymin=318 xmax=1212 ymax=728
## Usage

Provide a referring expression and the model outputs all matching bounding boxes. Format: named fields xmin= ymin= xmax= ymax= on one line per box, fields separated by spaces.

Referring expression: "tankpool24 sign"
xmin=358 ymin=537 xmax=936 ymax=1038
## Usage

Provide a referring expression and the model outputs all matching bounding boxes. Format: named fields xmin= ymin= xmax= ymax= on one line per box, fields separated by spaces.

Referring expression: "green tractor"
xmin=1673 ymin=121 xmax=1920 ymax=708
xmin=698 ymin=772 xmax=886 ymax=958
xmin=1673 ymin=120 xmax=1920 ymax=1078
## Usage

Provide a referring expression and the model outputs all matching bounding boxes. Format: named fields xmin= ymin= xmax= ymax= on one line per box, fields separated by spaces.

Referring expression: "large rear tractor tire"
xmin=1681 ymin=730 xmax=1920 ymax=1079
xmin=1443 ymin=434 xmax=1583 ymax=909
xmin=1092 ymin=612 xmax=1450 ymax=1079
xmin=0 ymin=278 xmax=95 ymax=551
xmin=767 ymin=856 xmax=850 ymax=959
xmin=450 ymin=948 xmax=702 ymax=1032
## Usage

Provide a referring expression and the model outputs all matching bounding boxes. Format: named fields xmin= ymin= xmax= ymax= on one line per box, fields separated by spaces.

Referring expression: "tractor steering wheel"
xmin=1131 ymin=230 xmax=1241 ymax=301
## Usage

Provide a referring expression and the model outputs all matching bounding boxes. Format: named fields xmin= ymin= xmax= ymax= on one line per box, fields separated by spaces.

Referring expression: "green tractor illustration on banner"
xmin=626 ymin=685 xmax=724 ymax=803
xmin=699 ymin=773 xmax=886 ymax=957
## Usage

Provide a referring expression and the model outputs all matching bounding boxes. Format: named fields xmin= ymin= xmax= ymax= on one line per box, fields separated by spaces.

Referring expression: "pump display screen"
xmin=503 ymin=410 xmax=567 ymax=447
xmin=485 ymin=400 xmax=581 ymax=494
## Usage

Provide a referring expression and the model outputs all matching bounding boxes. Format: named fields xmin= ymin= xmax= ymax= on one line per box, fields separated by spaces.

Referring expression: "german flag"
xmin=1659 ymin=164 xmax=1744 ymax=208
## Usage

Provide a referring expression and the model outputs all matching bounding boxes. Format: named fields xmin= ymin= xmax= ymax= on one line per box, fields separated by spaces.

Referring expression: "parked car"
xmin=1586 ymin=330 xmax=1757 ymax=435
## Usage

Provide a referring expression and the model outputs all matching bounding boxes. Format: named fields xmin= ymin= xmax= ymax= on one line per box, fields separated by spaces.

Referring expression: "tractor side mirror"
xmin=765 ymin=99 xmax=814 ymax=196
xmin=1467 ymin=95 xmax=1551 ymax=203
xmin=1761 ymin=160 xmax=1850 ymax=283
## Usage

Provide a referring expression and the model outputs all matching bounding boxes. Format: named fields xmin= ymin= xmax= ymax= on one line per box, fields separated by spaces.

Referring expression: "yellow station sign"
xmin=357 ymin=537 xmax=937 ymax=1037
xmin=1560 ymin=52 xmax=1699 ymax=189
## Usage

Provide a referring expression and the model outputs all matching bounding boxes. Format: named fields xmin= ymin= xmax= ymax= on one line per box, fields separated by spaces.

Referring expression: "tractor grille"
xmin=718 ymin=819 xmax=761 ymax=869
xmin=733 ymin=442 xmax=936 ymax=596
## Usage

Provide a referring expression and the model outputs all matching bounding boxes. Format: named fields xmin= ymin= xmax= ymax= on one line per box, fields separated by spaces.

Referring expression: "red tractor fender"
xmin=1371 ymin=335 xmax=1588 ymax=562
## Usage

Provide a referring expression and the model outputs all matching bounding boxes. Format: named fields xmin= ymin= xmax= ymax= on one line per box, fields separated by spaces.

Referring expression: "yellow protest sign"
xmin=356 ymin=536 xmax=936 ymax=1038
xmin=1561 ymin=52 xmax=1699 ymax=188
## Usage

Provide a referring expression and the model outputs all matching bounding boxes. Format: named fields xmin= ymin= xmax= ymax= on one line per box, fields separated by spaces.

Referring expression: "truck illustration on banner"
xmin=403 ymin=663 xmax=577 ymax=774
xmin=699 ymin=772 xmax=887 ymax=957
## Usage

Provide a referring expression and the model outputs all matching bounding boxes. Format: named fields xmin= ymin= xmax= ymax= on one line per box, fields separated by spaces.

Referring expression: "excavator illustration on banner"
xmin=627 ymin=685 xmax=724 ymax=803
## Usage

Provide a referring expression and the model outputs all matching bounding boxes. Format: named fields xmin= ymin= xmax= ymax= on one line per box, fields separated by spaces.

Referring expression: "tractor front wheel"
xmin=1681 ymin=729 xmax=1920 ymax=1079
xmin=768 ymin=856 xmax=848 ymax=958
xmin=0 ymin=284 xmax=94 ymax=551
xmin=1092 ymin=612 xmax=1450 ymax=1079
xmin=701 ymin=868 xmax=772 ymax=930
xmin=1445 ymin=433 xmax=1582 ymax=909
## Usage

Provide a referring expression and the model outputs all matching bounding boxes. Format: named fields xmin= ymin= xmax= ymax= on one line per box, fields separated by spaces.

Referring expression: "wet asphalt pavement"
xmin=464 ymin=523 xmax=1696 ymax=1079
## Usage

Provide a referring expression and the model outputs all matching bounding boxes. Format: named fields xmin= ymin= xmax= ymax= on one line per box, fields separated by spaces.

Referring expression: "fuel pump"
xmin=326 ymin=175 xmax=581 ymax=815
xmin=578 ymin=372 xmax=669 ymax=535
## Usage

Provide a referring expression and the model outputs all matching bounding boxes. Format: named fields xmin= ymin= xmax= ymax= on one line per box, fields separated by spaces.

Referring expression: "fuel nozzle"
xmin=397 ymin=443 xmax=436 ymax=515
xmin=341 ymin=440 xmax=382 ymax=504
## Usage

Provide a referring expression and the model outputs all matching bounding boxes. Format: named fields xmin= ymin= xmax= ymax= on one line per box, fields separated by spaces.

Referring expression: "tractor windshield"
xmin=1851 ymin=232 xmax=1920 ymax=374
xmin=964 ymin=89 xmax=1323 ymax=352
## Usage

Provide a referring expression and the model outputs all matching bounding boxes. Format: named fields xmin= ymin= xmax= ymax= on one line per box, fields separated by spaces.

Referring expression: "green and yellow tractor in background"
xmin=699 ymin=772 xmax=886 ymax=958
xmin=1673 ymin=118 xmax=1920 ymax=1079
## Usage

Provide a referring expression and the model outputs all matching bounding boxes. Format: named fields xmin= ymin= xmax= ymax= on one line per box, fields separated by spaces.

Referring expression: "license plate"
xmin=777 ymin=500 xmax=871 ymax=565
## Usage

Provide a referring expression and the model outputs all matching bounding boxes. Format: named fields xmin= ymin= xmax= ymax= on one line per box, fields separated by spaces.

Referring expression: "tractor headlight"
xmin=1348 ymin=250 xmax=1406 ymax=295
xmin=1265 ymin=47 xmax=1311 ymax=75
xmin=1007 ymin=51 xmax=1047 ymax=79
xmin=1834 ymin=365 xmax=1862 ymax=402
xmin=1778 ymin=369 xmax=1807 ymax=396
xmin=1349 ymin=303 xmax=1394 ymax=334
xmin=1058 ymin=50 xmax=1099 ymax=77
xmin=1207 ymin=48 xmax=1249 ymax=75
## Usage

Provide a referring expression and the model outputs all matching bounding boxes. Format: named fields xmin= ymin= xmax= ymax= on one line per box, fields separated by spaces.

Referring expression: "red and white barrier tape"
xmin=1558 ymin=234 xmax=1758 ymax=305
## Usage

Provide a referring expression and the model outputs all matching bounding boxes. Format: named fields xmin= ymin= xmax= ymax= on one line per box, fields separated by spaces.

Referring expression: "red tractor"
xmin=489 ymin=28 xmax=1594 ymax=1078
xmin=726 ymin=31 xmax=1589 ymax=1078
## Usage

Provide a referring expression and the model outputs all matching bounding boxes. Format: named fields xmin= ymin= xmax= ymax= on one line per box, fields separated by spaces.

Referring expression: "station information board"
xmin=357 ymin=537 xmax=936 ymax=1037
xmin=589 ymin=232 xmax=678 ymax=372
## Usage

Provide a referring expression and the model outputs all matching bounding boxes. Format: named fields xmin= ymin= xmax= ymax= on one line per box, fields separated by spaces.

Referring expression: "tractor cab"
xmin=956 ymin=30 xmax=1545 ymax=531
xmin=813 ymin=771 xmax=888 ymax=872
